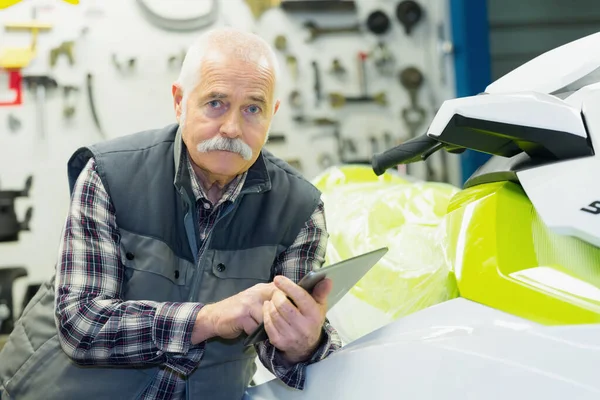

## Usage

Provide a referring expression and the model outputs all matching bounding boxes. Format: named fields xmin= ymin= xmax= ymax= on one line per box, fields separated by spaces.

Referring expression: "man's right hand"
xmin=191 ymin=282 xmax=277 ymax=344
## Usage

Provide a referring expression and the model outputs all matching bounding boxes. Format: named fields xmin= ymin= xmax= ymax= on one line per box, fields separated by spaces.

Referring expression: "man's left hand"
xmin=263 ymin=275 xmax=332 ymax=363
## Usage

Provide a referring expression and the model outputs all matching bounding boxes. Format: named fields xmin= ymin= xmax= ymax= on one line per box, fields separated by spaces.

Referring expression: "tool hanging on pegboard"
xmin=398 ymin=66 xmax=436 ymax=180
xmin=396 ymin=0 xmax=423 ymax=35
xmin=23 ymin=75 xmax=58 ymax=140
xmin=86 ymin=73 xmax=105 ymax=139
xmin=329 ymin=52 xmax=387 ymax=108
xmin=366 ymin=10 xmax=391 ymax=35
xmin=135 ymin=0 xmax=218 ymax=31
xmin=0 ymin=70 xmax=23 ymax=106
xmin=1 ymin=9 xmax=53 ymax=70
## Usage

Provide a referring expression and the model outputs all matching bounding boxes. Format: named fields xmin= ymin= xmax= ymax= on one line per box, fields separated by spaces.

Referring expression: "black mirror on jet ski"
xmin=371 ymin=133 xmax=464 ymax=176
xmin=372 ymin=90 xmax=595 ymax=177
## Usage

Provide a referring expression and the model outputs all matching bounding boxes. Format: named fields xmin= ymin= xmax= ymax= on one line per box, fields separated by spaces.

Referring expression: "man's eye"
xmin=208 ymin=100 xmax=222 ymax=108
xmin=247 ymin=105 xmax=261 ymax=114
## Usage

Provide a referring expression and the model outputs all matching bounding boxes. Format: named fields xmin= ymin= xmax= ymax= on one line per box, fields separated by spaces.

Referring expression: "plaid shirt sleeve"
xmin=54 ymin=158 xmax=204 ymax=376
xmin=255 ymin=200 xmax=342 ymax=390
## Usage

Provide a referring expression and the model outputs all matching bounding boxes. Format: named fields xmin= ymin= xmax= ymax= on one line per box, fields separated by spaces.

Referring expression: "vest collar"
xmin=173 ymin=125 xmax=272 ymax=199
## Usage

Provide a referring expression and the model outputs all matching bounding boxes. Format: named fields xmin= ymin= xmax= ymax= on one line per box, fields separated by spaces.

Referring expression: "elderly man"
xmin=0 ymin=28 xmax=341 ymax=399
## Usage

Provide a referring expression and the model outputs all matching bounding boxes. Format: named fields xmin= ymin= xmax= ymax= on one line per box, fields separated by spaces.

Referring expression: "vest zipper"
xmin=186 ymin=201 xmax=236 ymax=302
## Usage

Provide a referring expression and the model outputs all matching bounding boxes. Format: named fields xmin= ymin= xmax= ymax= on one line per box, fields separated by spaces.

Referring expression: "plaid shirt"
xmin=55 ymin=152 xmax=341 ymax=400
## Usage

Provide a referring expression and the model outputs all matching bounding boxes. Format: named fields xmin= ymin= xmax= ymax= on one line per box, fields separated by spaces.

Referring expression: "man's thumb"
xmin=311 ymin=278 xmax=333 ymax=305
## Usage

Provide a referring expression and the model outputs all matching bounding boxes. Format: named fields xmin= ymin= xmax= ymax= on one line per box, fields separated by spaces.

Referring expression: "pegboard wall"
xmin=0 ymin=0 xmax=461 ymax=308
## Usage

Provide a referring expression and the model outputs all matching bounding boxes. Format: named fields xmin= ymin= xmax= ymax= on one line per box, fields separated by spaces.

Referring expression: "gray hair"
xmin=176 ymin=27 xmax=280 ymax=113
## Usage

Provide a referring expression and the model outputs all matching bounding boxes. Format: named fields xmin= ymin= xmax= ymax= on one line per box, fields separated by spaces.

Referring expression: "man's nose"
xmin=220 ymin=111 xmax=242 ymax=138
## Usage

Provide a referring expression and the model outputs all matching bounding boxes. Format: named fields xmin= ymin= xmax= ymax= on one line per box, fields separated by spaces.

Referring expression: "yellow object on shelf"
xmin=1 ymin=20 xmax=53 ymax=69
xmin=0 ymin=47 xmax=35 ymax=69
xmin=4 ymin=22 xmax=53 ymax=30
xmin=0 ymin=0 xmax=79 ymax=8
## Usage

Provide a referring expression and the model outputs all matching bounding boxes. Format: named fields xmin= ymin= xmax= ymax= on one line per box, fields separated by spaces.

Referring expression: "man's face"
xmin=173 ymin=51 xmax=279 ymax=179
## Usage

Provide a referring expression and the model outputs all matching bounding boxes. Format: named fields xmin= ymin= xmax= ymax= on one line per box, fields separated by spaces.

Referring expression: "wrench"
xmin=329 ymin=92 xmax=387 ymax=108
xmin=22 ymin=75 xmax=57 ymax=139
xmin=399 ymin=66 xmax=435 ymax=179
xmin=357 ymin=52 xmax=368 ymax=96
xmin=399 ymin=66 xmax=426 ymax=138
xmin=312 ymin=61 xmax=322 ymax=106
xmin=304 ymin=21 xmax=361 ymax=42
xmin=286 ymin=55 xmax=299 ymax=81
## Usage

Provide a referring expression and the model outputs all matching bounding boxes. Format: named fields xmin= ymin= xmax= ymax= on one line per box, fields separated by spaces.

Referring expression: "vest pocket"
xmin=119 ymin=229 xmax=194 ymax=301
xmin=209 ymin=247 xmax=277 ymax=281
xmin=195 ymin=247 xmax=277 ymax=304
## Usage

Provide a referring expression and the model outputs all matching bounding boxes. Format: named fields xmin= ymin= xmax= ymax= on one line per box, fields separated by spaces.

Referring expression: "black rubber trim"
xmin=437 ymin=114 xmax=594 ymax=160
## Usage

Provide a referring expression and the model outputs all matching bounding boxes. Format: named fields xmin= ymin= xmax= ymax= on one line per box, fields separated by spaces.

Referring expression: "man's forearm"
xmin=56 ymin=293 xmax=204 ymax=375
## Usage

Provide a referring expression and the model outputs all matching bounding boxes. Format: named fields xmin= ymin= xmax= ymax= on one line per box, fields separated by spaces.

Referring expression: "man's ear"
xmin=172 ymin=84 xmax=184 ymax=122
xmin=273 ymin=99 xmax=281 ymax=115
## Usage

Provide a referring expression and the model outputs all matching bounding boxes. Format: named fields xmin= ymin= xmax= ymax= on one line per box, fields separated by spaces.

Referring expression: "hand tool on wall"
xmin=329 ymin=92 xmax=387 ymax=108
xmin=244 ymin=0 xmax=281 ymax=19
xmin=304 ymin=21 xmax=361 ymax=43
xmin=286 ymin=159 xmax=303 ymax=172
xmin=7 ymin=114 xmax=21 ymax=133
xmin=112 ymin=54 xmax=136 ymax=73
xmin=281 ymin=0 xmax=356 ymax=12
xmin=329 ymin=51 xmax=387 ymax=108
xmin=86 ymin=73 xmax=105 ymax=139
xmin=293 ymin=116 xmax=338 ymax=126
xmin=366 ymin=10 xmax=391 ymax=35
xmin=357 ymin=51 xmax=368 ymax=96
xmin=286 ymin=55 xmax=298 ymax=81
xmin=310 ymin=124 xmax=347 ymax=164
xmin=289 ymin=90 xmax=303 ymax=109
xmin=168 ymin=50 xmax=186 ymax=69
xmin=329 ymin=58 xmax=347 ymax=78
xmin=62 ymin=85 xmax=79 ymax=119
xmin=399 ymin=66 xmax=435 ymax=179
xmin=49 ymin=41 xmax=75 ymax=67
xmin=371 ymin=42 xmax=395 ymax=76
xmin=136 ymin=0 xmax=218 ymax=31
xmin=0 ymin=70 xmax=23 ymax=106
xmin=1 ymin=0 xmax=78 ymax=9
xmin=274 ymin=35 xmax=287 ymax=52
xmin=369 ymin=136 xmax=379 ymax=155
xmin=0 ymin=267 xmax=28 ymax=335
xmin=399 ymin=66 xmax=426 ymax=137
xmin=267 ymin=133 xmax=286 ymax=144
xmin=1 ymin=19 xmax=52 ymax=69
xmin=383 ymin=131 xmax=395 ymax=149
xmin=0 ymin=176 xmax=33 ymax=242
xmin=311 ymin=61 xmax=322 ymax=107
xmin=436 ymin=22 xmax=453 ymax=86
xmin=22 ymin=75 xmax=57 ymax=139
xmin=342 ymin=138 xmax=357 ymax=155
xmin=396 ymin=0 xmax=423 ymax=35
xmin=317 ymin=153 xmax=336 ymax=170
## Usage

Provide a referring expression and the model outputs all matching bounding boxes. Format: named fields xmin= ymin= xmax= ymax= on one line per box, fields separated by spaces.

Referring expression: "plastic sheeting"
xmin=312 ymin=165 xmax=460 ymax=344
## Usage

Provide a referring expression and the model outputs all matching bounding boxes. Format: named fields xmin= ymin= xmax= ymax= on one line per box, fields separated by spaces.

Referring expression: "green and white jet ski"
xmin=244 ymin=32 xmax=600 ymax=400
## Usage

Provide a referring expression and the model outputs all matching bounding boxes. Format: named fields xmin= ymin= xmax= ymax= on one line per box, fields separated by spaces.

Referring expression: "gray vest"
xmin=0 ymin=124 xmax=320 ymax=400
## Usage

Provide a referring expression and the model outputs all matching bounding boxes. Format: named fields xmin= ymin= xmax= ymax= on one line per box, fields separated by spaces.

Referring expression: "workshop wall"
xmin=0 ymin=0 xmax=459 ymax=314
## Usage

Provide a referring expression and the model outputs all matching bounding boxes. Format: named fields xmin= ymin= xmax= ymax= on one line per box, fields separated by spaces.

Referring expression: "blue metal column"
xmin=449 ymin=0 xmax=492 ymax=184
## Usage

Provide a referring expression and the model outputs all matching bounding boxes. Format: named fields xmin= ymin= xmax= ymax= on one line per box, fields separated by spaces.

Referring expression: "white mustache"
xmin=196 ymin=135 xmax=253 ymax=161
